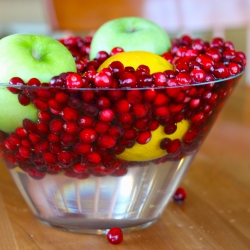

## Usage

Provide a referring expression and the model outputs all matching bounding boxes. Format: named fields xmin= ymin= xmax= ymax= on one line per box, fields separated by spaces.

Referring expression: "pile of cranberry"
xmin=0 ymin=35 xmax=246 ymax=180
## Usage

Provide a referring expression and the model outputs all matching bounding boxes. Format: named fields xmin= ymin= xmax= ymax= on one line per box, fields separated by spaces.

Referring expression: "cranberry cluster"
xmin=0 ymin=35 xmax=245 ymax=180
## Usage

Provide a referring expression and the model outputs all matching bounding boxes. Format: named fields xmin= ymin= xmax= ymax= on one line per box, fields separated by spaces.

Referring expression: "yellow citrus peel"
xmin=99 ymin=51 xmax=190 ymax=161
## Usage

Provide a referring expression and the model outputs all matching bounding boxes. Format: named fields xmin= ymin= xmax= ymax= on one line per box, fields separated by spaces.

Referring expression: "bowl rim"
xmin=0 ymin=70 xmax=244 ymax=90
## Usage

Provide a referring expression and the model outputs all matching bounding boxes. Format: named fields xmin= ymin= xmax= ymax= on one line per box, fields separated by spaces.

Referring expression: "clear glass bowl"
xmin=0 ymin=72 xmax=243 ymax=234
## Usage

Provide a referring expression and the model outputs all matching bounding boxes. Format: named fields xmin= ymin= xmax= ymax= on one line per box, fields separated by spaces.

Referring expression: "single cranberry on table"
xmin=107 ymin=228 xmax=123 ymax=244
xmin=173 ymin=187 xmax=187 ymax=202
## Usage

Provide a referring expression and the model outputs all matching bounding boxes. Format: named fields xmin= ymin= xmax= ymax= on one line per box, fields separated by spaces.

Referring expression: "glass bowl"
xmin=0 ymin=71 xmax=244 ymax=234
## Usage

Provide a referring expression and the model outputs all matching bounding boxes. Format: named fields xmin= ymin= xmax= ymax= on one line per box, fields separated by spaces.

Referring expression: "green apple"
xmin=0 ymin=88 xmax=37 ymax=133
xmin=89 ymin=17 xmax=171 ymax=60
xmin=0 ymin=34 xmax=77 ymax=133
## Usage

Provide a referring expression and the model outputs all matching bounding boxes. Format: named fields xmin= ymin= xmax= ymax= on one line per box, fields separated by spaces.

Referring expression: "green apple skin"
xmin=89 ymin=17 xmax=171 ymax=60
xmin=0 ymin=34 xmax=77 ymax=133
xmin=0 ymin=88 xmax=37 ymax=133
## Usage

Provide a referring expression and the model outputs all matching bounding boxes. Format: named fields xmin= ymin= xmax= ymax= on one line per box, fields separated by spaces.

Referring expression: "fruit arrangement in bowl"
xmin=0 ymin=17 xmax=246 ymax=234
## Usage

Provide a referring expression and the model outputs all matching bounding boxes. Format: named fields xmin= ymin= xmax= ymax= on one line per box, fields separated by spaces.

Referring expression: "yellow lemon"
xmin=98 ymin=51 xmax=173 ymax=73
xmin=99 ymin=51 xmax=189 ymax=161
xmin=117 ymin=120 xmax=189 ymax=161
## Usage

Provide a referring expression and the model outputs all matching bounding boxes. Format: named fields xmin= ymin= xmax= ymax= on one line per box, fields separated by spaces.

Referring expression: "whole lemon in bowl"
xmin=98 ymin=51 xmax=190 ymax=161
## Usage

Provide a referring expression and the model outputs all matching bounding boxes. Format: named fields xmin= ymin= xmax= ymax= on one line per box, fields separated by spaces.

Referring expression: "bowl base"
xmin=37 ymin=217 xmax=158 ymax=234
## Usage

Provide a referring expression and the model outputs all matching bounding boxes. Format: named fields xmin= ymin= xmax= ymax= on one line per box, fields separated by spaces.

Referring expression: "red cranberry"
xmin=57 ymin=151 xmax=72 ymax=166
xmin=97 ymin=96 xmax=111 ymax=109
xmin=167 ymin=139 xmax=181 ymax=153
xmin=173 ymin=187 xmax=187 ymax=202
xmin=107 ymin=228 xmax=123 ymax=244
xmin=162 ymin=51 xmax=173 ymax=62
xmin=185 ymin=49 xmax=198 ymax=60
xmin=137 ymin=74 xmax=153 ymax=87
xmin=29 ymin=133 xmax=41 ymax=143
xmin=60 ymin=133 xmax=77 ymax=147
xmin=212 ymin=62 xmax=230 ymax=79
xmin=154 ymin=93 xmax=169 ymax=106
xmin=78 ymin=116 xmax=95 ymax=128
xmin=99 ymin=109 xmax=115 ymax=122
xmin=113 ymin=99 xmax=130 ymax=113
xmin=148 ymin=119 xmax=159 ymax=131
xmin=49 ymin=76 xmax=65 ymax=91
xmin=175 ymin=61 xmax=189 ymax=73
xmin=134 ymin=115 xmax=151 ymax=131
xmin=206 ymin=47 xmax=221 ymax=62
xmin=108 ymin=126 xmax=124 ymax=138
xmin=33 ymin=98 xmax=49 ymax=111
xmin=131 ymin=103 xmax=148 ymax=118
xmin=137 ymin=65 xmax=150 ymax=74
xmin=48 ymin=133 xmax=60 ymax=143
xmin=136 ymin=131 xmax=151 ymax=144
xmin=66 ymin=73 xmax=84 ymax=88
xmin=50 ymin=119 xmax=64 ymax=134
xmin=164 ymin=123 xmax=177 ymax=134
xmin=154 ymin=106 xmax=169 ymax=118
xmin=190 ymin=69 xmax=206 ymax=83
xmin=196 ymin=54 xmax=214 ymax=71
xmin=143 ymin=89 xmax=157 ymax=102
xmin=37 ymin=140 xmax=50 ymax=153
xmin=192 ymin=38 xmax=205 ymax=52
xmin=160 ymin=138 xmax=172 ymax=150
xmin=18 ymin=93 xmax=30 ymax=106
xmin=96 ymin=51 xmax=109 ymax=63
xmin=102 ymin=154 xmax=117 ymax=168
xmin=4 ymin=139 xmax=16 ymax=151
xmin=117 ymin=112 xmax=133 ymax=125
xmin=82 ymin=103 xmax=99 ymax=117
xmin=63 ymin=121 xmax=79 ymax=134
xmin=184 ymin=127 xmax=199 ymax=143
xmin=211 ymin=37 xmax=224 ymax=48
xmin=83 ymin=153 xmax=100 ymax=167
xmin=110 ymin=47 xmax=124 ymax=56
xmin=15 ymin=127 xmax=28 ymax=137
xmin=79 ymin=128 xmax=97 ymax=143
xmin=119 ymin=72 xmax=137 ymax=88
xmin=94 ymin=121 xmax=110 ymax=134
xmin=8 ymin=77 xmax=24 ymax=94
xmin=9 ymin=134 xmax=21 ymax=146
xmin=164 ymin=70 xmax=176 ymax=79
xmin=98 ymin=134 xmax=116 ymax=148
xmin=153 ymin=72 xmax=167 ymax=87
xmin=176 ymin=73 xmax=192 ymax=85
xmin=236 ymin=51 xmax=247 ymax=66
xmin=61 ymin=107 xmax=79 ymax=121
xmin=43 ymin=151 xmax=58 ymax=165
xmin=94 ymin=71 xmax=112 ymax=88
xmin=50 ymin=143 xmax=61 ymax=154
xmin=228 ymin=62 xmax=240 ymax=75
xmin=109 ymin=61 xmax=124 ymax=77
xmin=81 ymin=90 xmax=95 ymax=103
xmin=55 ymin=92 xmax=68 ymax=104
xmin=72 ymin=162 xmax=88 ymax=173
xmin=126 ymin=90 xmax=143 ymax=104
xmin=27 ymin=169 xmax=46 ymax=180
xmin=74 ymin=142 xmax=92 ymax=155
xmin=38 ymin=111 xmax=51 ymax=122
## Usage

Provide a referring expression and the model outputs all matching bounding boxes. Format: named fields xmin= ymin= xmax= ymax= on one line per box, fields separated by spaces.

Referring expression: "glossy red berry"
xmin=94 ymin=71 xmax=113 ymax=88
xmin=66 ymin=73 xmax=84 ymax=88
xmin=173 ymin=187 xmax=187 ymax=202
xmin=107 ymin=228 xmax=123 ymax=245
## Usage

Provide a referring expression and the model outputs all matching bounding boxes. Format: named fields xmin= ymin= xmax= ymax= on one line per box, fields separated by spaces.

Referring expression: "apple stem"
xmin=126 ymin=26 xmax=136 ymax=33
xmin=32 ymin=50 xmax=42 ymax=61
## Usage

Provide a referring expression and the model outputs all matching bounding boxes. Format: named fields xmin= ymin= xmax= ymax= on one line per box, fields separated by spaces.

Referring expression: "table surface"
xmin=0 ymin=80 xmax=250 ymax=250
